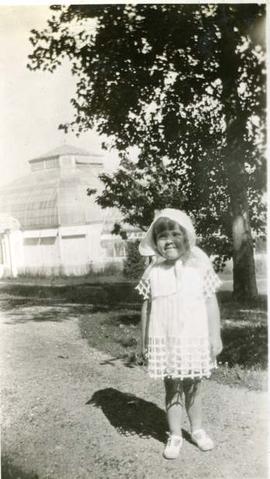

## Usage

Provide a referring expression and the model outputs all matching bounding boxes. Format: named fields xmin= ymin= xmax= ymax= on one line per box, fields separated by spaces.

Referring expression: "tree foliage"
xmin=28 ymin=4 xmax=266 ymax=290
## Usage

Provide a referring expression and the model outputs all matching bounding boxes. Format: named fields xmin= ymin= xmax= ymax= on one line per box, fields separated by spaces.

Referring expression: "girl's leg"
xmin=183 ymin=378 xmax=202 ymax=433
xmin=183 ymin=378 xmax=214 ymax=451
xmin=164 ymin=378 xmax=184 ymax=435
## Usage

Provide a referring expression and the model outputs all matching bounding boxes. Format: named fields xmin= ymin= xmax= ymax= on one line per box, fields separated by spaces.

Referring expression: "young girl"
xmin=136 ymin=208 xmax=222 ymax=460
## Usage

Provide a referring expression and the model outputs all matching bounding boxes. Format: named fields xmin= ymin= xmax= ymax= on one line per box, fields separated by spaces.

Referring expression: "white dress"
xmin=136 ymin=247 xmax=221 ymax=380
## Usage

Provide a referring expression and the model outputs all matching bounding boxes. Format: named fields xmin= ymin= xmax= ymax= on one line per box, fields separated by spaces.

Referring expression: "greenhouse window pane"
xmin=24 ymin=238 xmax=39 ymax=245
xmin=45 ymin=158 xmax=59 ymax=169
xmin=40 ymin=237 xmax=56 ymax=245
xmin=31 ymin=162 xmax=44 ymax=171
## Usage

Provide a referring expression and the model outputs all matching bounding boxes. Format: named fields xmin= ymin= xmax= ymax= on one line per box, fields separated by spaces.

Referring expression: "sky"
xmin=0 ymin=5 xmax=119 ymax=187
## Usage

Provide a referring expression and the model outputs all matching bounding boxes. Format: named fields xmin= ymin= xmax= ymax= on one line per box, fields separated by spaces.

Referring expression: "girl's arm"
xmin=141 ymin=299 xmax=149 ymax=356
xmin=206 ymin=294 xmax=223 ymax=358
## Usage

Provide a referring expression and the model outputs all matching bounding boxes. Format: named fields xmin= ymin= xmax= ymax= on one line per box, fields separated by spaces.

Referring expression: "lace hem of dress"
xmin=146 ymin=336 xmax=216 ymax=379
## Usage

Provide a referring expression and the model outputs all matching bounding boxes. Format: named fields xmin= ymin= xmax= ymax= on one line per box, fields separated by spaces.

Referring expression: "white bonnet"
xmin=139 ymin=208 xmax=196 ymax=256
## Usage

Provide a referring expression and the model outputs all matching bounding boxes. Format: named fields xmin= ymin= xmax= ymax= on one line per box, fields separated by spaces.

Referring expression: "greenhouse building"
xmin=0 ymin=145 xmax=141 ymax=277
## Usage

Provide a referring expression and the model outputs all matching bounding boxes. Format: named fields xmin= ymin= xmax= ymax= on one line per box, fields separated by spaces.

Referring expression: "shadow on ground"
xmin=1 ymin=456 xmax=39 ymax=479
xmin=0 ymin=297 xmax=98 ymax=324
xmin=0 ymin=282 xmax=140 ymax=306
xmin=0 ymin=295 xmax=137 ymax=324
xmin=87 ymin=387 xmax=192 ymax=445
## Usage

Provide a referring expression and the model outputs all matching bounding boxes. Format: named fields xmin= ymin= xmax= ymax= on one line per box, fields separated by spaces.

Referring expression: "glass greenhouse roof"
xmin=0 ymin=145 xmax=140 ymax=235
xmin=0 ymin=156 xmax=106 ymax=230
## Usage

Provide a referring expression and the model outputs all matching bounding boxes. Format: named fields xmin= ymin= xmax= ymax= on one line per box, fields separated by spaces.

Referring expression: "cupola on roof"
xmin=0 ymin=144 xmax=106 ymax=230
xmin=30 ymin=144 xmax=103 ymax=162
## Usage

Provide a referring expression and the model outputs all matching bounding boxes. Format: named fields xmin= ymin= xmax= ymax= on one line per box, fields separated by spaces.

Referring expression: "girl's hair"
xmin=152 ymin=217 xmax=190 ymax=249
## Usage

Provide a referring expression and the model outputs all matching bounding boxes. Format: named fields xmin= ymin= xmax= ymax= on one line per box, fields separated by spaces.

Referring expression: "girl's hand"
xmin=140 ymin=341 xmax=148 ymax=358
xmin=137 ymin=345 xmax=147 ymax=367
xmin=210 ymin=335 xmax=223 ymax=358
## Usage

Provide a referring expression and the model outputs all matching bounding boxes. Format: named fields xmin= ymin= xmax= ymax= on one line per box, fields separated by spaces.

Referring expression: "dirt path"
xmin=0 ymin=300 xmax=268 ymax=479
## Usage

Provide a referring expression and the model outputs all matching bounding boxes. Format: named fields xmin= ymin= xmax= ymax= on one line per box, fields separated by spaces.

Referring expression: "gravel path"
xmin=0 ymin=302 xmax=268 ymax=479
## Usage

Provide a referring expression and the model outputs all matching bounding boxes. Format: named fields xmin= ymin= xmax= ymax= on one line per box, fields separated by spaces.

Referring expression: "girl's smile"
xmin=155 ymin=224 xmax=187 ymax=261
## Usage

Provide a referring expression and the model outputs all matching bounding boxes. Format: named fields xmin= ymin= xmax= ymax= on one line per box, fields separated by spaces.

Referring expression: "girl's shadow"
xmin=87 ymin=387 xmax=191 ymax=444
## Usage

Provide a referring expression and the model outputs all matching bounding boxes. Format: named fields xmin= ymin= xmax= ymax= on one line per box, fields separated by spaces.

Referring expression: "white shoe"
xmin=163 ymin=434 xmax=183 ymax=459
xmin=191 ymin=429 xmax=214 ymax=451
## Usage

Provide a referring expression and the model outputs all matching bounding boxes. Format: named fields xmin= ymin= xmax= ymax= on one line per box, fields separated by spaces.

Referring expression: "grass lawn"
xmin=79 ymin=291 xmax=267 ymax=392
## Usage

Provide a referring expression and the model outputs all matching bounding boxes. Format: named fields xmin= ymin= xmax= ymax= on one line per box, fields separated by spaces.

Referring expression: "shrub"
xmin=123 ymin=240 xmax=147 ymax=280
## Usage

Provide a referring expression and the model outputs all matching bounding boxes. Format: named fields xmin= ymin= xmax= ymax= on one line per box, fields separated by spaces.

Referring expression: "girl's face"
xmin=154 ymin=219 xmax=188 ymax=261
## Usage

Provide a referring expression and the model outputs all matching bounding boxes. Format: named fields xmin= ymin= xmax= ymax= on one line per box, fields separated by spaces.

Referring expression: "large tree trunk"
xmin=221 ymin=121 xmax=259 ymax=301
xmin=230 ymin=187 xmax=258 ymax=301
xmin=223 ymin=119 xmax=259 ymax=301
xmin=222 ymin=137 xmax=259 ymax=300
xmin=218 ymin=6 xmax=259 ymax=301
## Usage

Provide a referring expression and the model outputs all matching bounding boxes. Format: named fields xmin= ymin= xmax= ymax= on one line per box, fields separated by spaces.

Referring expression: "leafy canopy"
xmin=28 ymin=4 xmax=266 ymax=270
